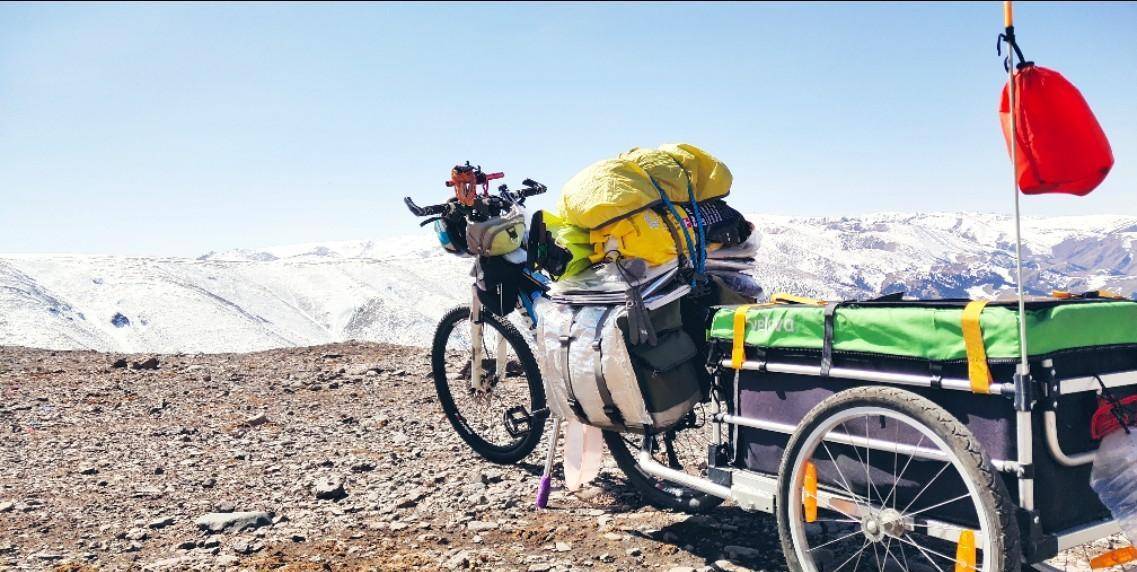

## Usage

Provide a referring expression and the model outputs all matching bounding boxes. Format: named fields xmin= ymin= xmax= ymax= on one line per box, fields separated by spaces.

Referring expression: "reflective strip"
xmin=731 ymin=305 xmax=755 ymax=370
xmin=802 ymin=461 xmax=818 ymax=523
xmin=962 ymin=300 xmax=992 ymax=393
xmin=1091 ymin=546 xmax=1137 ymax=569
xmin=954 ymin=529 xmax=977 ymax=572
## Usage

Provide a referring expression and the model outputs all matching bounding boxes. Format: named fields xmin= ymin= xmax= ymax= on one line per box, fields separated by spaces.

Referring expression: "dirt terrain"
xmin=0 ymin=343 xmax=1122 ymax=572
xmin=0 ymin=342 xmax=786 ymax=571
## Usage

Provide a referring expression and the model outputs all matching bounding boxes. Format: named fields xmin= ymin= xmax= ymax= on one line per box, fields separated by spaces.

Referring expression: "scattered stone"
xmin=215 ymin=555 xmax=240 ymax=566
xmin=131 ymin=356 xmax=160 ymax=370
xmin=148 ymin=516 xmax=175 ymax=529
xmin=244 ymin=412 xmax=268 ymax=427
xmin=626 ymin=547 xmax=643 ymax=557
xmin=466 ymin=521 xmax=498 ymax=532
xmin=314 ymin=476 xmax=347 ymax=501
xmin=350 ymin=460 xmax=376 ymax=473
xmin=194 ymin=511 xmax=273 ymax=533
xmin=0 ymin=501 xmax=13 ymax=513
xmin=111 ymin=357 xmax=129 ymax=368
xmin=125 ymin=528 xmax=149 ymax=541
xmin=78 ymin=464 xmax=98 ymax=475
xmin=445 ymin=549 xmax=472 ymax=569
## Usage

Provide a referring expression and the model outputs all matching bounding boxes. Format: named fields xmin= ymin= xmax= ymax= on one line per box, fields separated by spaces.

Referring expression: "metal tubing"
xmin=717 ymin=414 xmax=950 ymax=462
xmin=635 ymin=451 xmax=731 ymax=500
xmin=1054 ymin=518 xmax=1122 ymax=552
xmin=1016 ymin=405 xmax=1035 ymax=511
xmin=1058 ymin=370 xmax=1137 ymax=395
xmin=469 ymin=285 xmax=485 ymax=390
xmin=720 ymin=359 xmax=1013 ymax=396
xmin=1043 ymin=410 xmax=1096 ymax=467
xmin=714 ymin=413 xmax=1018 ymax=473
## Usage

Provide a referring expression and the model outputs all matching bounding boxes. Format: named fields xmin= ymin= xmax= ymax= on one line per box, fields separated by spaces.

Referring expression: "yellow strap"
xmin=731 ymin=305 xmax=755 ymax=369
xmin=770 ymin=292 xmax=826 ymax=306
xmin=962 ymin=301 xmax=993 ymax=393
xmin=1051 ymin=290 xmax=1073 ymax=299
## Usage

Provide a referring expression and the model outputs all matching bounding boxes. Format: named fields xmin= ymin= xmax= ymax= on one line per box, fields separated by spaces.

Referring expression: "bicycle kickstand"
xmin=535 ymin=416 xmax=562 ymax=509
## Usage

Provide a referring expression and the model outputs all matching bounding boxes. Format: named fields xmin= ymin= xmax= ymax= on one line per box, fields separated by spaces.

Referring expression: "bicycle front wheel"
xmin=431 ymin=305 xmax=545 ymax=464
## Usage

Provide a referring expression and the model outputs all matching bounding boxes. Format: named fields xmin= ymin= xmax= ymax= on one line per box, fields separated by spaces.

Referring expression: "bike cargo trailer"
xmin=697 ymin=297 xmax=1137 ymax=567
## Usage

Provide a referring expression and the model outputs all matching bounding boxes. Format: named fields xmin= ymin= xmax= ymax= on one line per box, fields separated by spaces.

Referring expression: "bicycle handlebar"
xmin=404 ymin=178 xmax=546 ymax=219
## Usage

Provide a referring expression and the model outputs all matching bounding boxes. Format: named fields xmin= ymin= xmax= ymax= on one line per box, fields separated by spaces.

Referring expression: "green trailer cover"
xmin=708 ymin=299 xmax=1137 ymax=363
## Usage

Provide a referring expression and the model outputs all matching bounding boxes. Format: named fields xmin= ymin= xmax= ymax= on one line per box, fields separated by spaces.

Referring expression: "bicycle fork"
xmin=470 ymin=285 xmax=511 ymax=393
xmin=469 ymin=285 xmax=486 ymax=391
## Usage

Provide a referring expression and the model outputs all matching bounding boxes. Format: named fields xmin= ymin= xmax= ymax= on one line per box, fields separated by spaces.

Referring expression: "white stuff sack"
xmin=533 ymin=299 xmax=655 ymax=431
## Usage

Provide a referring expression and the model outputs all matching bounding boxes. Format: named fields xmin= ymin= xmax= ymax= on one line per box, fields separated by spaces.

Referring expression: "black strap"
xmin=820 ymin=302 xmax=839 ymax=377
xmin=591 ymin=307 xmax=625 ymax=427
xmin=559 ymin=311 xmax=589 ymax=423
xmin=997 ymin=26 xmax=1034 ymax=72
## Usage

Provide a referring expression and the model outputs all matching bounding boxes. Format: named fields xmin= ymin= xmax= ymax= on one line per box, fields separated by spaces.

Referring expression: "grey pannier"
xmin=534 ymin=291 xmax=703 ymax=433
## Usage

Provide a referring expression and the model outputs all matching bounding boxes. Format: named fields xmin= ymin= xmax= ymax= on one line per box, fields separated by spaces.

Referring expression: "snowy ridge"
xmin=2 ymin=212 xmax=1135 ymax=353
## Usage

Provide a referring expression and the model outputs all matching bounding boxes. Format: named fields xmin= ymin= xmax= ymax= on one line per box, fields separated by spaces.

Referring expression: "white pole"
xmin=1006 ymin=1 xmax=1031 ymax=373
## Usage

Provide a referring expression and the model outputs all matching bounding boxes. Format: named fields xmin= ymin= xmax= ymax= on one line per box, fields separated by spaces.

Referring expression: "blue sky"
xmin=1 ymin=2 xmax=1134 ymax=256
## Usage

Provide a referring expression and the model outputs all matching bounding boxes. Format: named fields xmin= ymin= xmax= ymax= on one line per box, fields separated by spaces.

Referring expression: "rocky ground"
xmin=0 ymin=342 xmax=1124 ymax=572
xmin=0 ymin=342 xmax=785 ymax=571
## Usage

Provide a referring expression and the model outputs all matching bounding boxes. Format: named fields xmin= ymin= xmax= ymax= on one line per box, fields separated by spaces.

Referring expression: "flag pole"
xmin=1005 ymin=0 xmax=1035 ymax=513
xmin=1005 ymin=0 xmax=1031 ymax=376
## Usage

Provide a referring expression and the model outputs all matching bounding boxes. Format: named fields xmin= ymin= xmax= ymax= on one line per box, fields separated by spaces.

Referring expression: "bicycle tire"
xmin=431 ymin=305 xmax=546 ymax=464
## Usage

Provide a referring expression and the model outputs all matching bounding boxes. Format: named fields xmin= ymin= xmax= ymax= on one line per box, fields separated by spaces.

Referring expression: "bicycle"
xmin=404 ymin=163 xmax=551 ymax=464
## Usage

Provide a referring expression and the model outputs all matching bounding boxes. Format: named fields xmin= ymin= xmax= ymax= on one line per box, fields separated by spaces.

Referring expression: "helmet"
xmin=433 ymin=215 xmax=469 ymax=255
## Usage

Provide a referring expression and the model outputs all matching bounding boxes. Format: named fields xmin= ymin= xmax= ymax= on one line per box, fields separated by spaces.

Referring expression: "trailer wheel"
xmin=776 ymin=386 xmax=1019 ymax=572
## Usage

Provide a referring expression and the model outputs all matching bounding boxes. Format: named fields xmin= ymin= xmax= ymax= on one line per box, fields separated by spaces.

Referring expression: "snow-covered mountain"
xmin=2 ymin=212 xmax=1135 ymax=353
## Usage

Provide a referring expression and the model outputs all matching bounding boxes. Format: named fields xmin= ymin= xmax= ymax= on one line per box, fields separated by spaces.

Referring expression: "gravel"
xmin=0 ymin=341 xmax=1110 ymax=570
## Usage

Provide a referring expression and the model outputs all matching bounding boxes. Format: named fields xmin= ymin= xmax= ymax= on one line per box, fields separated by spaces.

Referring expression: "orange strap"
xmin=962 ymin=301 xmax=993 ymax=393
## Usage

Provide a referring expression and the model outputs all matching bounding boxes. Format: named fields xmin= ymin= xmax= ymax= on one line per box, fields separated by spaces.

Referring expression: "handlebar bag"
xmin=466 ymin=210 xmax=526 ymax=256
xmin=534 ymin=297 xmax=702 ymax=433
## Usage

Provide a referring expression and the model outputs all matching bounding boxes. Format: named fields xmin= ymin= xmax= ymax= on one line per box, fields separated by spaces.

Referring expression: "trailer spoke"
xmin=900 ymin=492 xmax=974 ymax=520
xmin=899 ymin=459 xmax=953 ymax=515
xmin=832 ymin=538 xmax=872 ymax=572
xmin=822 ymin=441 xmax=873 ymax=514
xmin=809 ymin=526 xmax=867 ymax=553
xmin=882 ymin=434 xmax=926 ymax=509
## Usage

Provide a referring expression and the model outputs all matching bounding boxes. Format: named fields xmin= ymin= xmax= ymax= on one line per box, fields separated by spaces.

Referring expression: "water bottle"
xmin=1091 ymin=429 xmax=1137 ymax=543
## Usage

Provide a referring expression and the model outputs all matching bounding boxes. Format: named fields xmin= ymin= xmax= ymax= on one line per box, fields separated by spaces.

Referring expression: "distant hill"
xmin=2 ymin=213 xmax=1134 ymax=353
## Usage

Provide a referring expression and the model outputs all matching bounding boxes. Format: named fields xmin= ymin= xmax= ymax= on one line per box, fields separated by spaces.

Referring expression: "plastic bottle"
xmin=1090 ymin=429 xmax=1137 ymax=543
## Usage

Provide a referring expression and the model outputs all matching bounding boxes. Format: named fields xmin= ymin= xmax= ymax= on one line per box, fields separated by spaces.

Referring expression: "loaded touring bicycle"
xmin=607 ymin=293 xmax=1137 ymax=572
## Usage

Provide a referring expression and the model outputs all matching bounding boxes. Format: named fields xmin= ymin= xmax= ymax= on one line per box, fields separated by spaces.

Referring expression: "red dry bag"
xmin=999 ymin=65 xmax=1114 ymax=196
